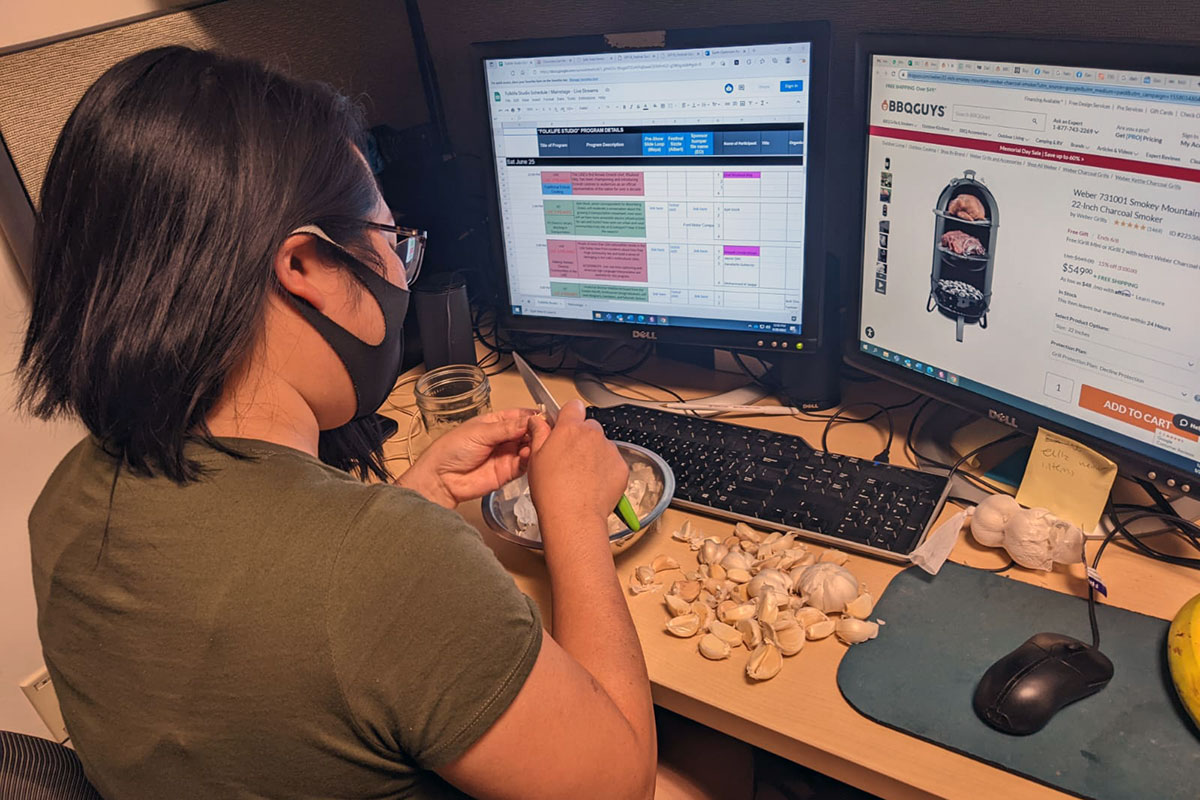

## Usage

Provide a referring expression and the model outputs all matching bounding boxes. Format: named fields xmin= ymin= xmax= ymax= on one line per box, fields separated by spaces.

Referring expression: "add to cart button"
xmin=1079 ymin=385 xmax=1199 ymax=441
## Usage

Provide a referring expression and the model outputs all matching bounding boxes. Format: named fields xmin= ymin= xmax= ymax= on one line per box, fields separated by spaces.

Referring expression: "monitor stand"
xmin=572 ymin=339 xmax=839 ymax=413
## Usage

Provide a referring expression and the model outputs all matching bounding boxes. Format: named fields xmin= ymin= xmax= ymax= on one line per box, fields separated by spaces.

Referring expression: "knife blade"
xmin=512 ymin=352 xmax=640 ymax=532
xmin=513 ymin=352 xmax=560 ymax=425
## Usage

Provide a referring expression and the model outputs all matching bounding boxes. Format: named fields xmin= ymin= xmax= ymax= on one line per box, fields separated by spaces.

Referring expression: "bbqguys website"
xmin=859 ymin=55 xmax=1200 ymax=477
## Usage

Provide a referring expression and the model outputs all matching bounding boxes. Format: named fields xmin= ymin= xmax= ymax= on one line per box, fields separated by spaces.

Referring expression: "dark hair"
xmin=19 ymin=46 xmax=391 ymax=482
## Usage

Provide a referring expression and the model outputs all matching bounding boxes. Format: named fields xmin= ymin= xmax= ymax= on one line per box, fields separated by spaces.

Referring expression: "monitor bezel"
xmin=474 ymin=21 xmax=832 ymax=352
xmin=846 ymin=32 xmax=1200 ymax=490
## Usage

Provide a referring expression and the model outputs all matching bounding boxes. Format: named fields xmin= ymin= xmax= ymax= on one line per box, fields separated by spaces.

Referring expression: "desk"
xmin=383 ymin=355 xmax=1200 ymax=800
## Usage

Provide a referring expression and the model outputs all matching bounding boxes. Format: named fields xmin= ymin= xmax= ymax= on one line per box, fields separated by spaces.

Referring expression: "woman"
xmin=19 ymin=47 xmax=656 ymax=799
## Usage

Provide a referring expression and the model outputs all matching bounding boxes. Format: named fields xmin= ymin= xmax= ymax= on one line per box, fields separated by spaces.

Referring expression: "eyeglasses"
xmin=291 ymin=221 xmax=427 ymax=287
xmin=362 ymin=221 xmax=427 ymax=287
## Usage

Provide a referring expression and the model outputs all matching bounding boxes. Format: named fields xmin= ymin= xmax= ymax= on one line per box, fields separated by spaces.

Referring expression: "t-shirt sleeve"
xmin=325 ymin=485 xmax=543 ymax=769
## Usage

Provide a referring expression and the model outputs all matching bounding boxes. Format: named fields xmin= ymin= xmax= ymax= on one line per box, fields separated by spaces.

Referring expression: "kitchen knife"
xmin=513 ymin=352 xmax=640 ymax=532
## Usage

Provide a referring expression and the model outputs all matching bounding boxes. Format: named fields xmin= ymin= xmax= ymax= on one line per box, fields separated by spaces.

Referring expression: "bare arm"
xmin=436 ymin=401 xmax=655 ymax=800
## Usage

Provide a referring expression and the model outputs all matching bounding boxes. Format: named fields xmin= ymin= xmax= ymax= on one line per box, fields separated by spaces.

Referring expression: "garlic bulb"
xmin=746 ymin=642 xmax=783 ymax=680
xmin=795 ymin=563 xmax=860 ymax=614
xmin=1003 ymin=508 xmax=1084 ymax=571
xmin=835 ymin=618 xmax=879 ymax=644
xmin=969 ymin=493 xmax=1021 ymax=547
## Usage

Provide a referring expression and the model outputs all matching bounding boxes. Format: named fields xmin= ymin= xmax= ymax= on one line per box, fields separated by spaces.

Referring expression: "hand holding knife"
xmin=513 ymin=352 xmax=641 ymax=532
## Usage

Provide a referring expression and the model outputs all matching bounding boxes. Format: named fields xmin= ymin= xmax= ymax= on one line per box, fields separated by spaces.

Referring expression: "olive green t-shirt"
xmin=28 ymin=437 xmax=542 ymax=799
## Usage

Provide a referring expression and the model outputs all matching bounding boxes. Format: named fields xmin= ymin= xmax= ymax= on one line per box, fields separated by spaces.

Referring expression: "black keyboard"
xmin=588 ymin=404 xmax=951 ymax=562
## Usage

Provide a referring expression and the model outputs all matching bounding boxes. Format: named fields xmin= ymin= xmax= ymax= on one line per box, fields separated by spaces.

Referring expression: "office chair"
xmin=0 ymin=730 xmax=102 ymax=800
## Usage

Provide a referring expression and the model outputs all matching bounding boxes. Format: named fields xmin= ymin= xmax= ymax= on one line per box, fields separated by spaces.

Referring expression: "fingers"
xmin=467 ymin=408 xmax=540 ymax=446
xmin=528 ymin=414 xmax=552 ymax=453
xmin=556 ymin=398 xmax=586 ymax=425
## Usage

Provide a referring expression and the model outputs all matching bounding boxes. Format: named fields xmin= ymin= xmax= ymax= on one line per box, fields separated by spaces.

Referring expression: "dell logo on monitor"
xmin=632 ymin=329 xmax=657 ymax=340
xmin=988 ymin=409 xmax=1019 ymax=428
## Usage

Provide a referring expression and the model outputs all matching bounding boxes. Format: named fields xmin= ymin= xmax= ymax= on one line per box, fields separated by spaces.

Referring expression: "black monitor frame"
xmin=473 ymin=21 xmax=832 ymax=355
xmin=845 ymin=32 xmax=1200 ymax=493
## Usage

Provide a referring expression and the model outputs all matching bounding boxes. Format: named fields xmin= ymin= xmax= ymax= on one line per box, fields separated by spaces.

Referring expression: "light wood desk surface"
xmin=383 ymin=355 xmax=1200 ymax=800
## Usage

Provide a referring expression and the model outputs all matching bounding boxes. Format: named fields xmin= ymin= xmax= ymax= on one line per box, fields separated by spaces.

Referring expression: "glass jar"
xmin=414 ymin=364 xmax=492 ymax=445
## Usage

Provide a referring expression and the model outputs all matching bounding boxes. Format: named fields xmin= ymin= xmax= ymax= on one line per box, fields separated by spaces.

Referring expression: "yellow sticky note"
xmin=1016 ymin=428 xmax=1117 ymax=532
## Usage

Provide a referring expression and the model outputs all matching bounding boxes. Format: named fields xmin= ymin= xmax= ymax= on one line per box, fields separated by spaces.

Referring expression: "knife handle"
xmin=615 ymin=495 xmax=641 ymax=532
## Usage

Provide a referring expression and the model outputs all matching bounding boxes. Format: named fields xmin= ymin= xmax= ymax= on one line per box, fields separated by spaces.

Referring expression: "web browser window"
xmin=485 ymin=42 xmax=811 ymax=336
xmin=859 ymin=55 xmax=1200 ymax=477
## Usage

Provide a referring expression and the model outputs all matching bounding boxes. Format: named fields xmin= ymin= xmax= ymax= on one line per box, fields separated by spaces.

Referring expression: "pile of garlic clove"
xmin=629 ymin=520 xmax=883 ymax=681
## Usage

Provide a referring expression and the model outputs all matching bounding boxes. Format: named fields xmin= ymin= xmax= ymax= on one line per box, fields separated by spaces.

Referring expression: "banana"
xmin=1167 ymin=592 xmax=1200 ymax=728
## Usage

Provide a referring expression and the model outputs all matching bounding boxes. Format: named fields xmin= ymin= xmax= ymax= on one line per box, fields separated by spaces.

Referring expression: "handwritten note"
xmin=1016 ymin=428 xmax=1117 ymax=532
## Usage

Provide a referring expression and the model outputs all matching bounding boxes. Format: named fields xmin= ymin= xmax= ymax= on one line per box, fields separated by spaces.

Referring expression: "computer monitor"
xmin=848 ymin=33 xmax=1200 ymax=494
xmin=475 ymin=23 xmax=832 ymax=372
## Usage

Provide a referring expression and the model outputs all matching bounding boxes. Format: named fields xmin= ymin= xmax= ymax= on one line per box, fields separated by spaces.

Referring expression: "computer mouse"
xmin=973 ymin=632 xmax=1114 ymax=735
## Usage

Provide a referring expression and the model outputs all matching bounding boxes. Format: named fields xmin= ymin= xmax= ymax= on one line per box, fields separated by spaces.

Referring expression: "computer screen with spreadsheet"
xmin=481 ymin=29 xmax=827 ymax=349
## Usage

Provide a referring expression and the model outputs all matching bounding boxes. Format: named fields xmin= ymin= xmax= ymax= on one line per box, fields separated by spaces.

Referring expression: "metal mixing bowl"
xmin=481 ymin=441 xmax=675 ymax=555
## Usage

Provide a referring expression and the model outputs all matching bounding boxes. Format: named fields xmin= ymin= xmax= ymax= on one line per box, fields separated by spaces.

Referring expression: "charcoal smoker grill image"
xmin=927 ymin=169 xmax=999 ymax=342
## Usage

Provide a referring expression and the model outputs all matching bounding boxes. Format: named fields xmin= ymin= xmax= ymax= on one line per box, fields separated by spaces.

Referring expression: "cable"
xmin=820 ymin=402 xmax=895 ymax=463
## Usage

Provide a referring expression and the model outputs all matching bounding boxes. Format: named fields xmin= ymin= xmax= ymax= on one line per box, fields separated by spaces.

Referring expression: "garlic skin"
xmin=969 ymin=494 xmax=1021 ymax=547
xmin=746 ymin=642 xmax=783 ymax=680
xmin=795 ymin=563 xmax=860 ymax=614
xmin=629 ymin=566 xmax=658 ymax=595
xmin=835 ymin=618 xmax=879 ymax=644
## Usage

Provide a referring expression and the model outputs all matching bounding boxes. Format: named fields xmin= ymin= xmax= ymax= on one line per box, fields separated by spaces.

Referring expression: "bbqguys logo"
xmin=882 ymin=99 xmax=946 ymax=117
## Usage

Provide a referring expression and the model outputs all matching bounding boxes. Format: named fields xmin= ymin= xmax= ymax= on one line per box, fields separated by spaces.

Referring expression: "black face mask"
xmin=288 ymin=254 xmax=410 ymax=422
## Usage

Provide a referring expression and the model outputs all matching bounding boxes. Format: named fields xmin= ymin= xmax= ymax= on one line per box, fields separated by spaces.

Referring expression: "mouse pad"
xmin=837 ymin=562 xmax=1200 ymax=799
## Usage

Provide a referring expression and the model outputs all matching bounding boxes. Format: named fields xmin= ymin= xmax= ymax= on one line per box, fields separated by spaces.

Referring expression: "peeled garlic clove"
xmin=651 ymin=554 xmax=680 ymax=572
xmin=844 ymin=592 xmax=874 ymax=619
xmin=737 ymin=617 xmax=762 ymax=649
xmin=769 ymin=620 xmax=806 ymax=656
xmin=683 ymin=570 xmax=705 ymax=582
xmin=709 ymin=620 xmax=743 ymax=648
xmin=746 ymin=642 xmax=783 ymax=681
xmin=731 ymin=583 xmax=751 ymax=603
xmin=722 ymin=603 xmax=757 ymax=624
xmin=722 ymin=535 xmax=740 ymax=551
xmin=727 ymin=568 xmax=752 ymax=584
xmin=666 ymin=613 xmax=701 ymax=637
xmin=708 ymin=562 xmax=727 ymax=582
xmin=691 ymin=601 xmax=714 ymax=628
xmin=819 ymin=549 xmax=849 ymax=565
xmin=698 ymin=633 xmax=732 ymax=660
xmin=702 ymin=578 xmax=724 ymax=597
xmin=835 ymin=618 xmax=879 ymax=644
xmin=665 ymin=593 xmax=691 ymax=617
xmin=805 ymin=619 xmax=836 ymax=640
xmin=795 ymin=607 xmax=829 ymax=628
xmin=739 ymin=540 xmax=759 ymax=555
xmin=699 ymin=590 xmax=719 ymax=609
xmin=674 ymin=580 xmax=701 ymax=602
xmin=735 ymin=522 xmax=765 ymax=543
xmin=761 ymin=531 xmax=783 ymax=547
